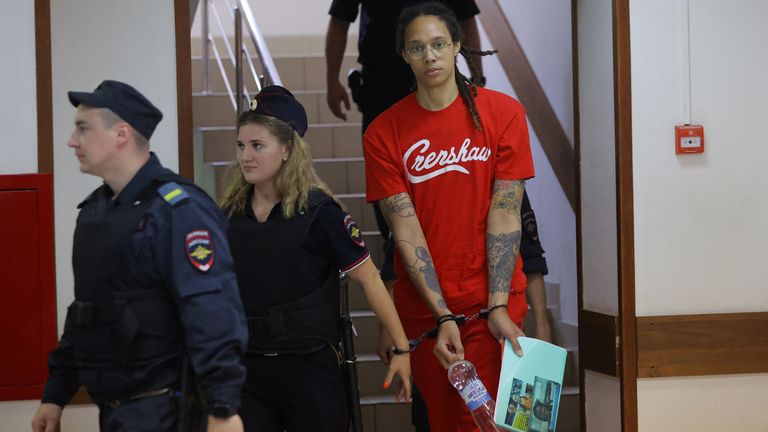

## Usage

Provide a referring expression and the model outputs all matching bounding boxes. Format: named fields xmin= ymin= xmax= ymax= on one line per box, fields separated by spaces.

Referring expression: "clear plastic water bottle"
xmin=448 ymin=360 xmax=502 ymax=432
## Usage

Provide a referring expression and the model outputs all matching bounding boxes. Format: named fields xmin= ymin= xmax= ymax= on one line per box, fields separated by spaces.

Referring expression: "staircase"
xmin=191 ymin=35 xmax=580 ymax=432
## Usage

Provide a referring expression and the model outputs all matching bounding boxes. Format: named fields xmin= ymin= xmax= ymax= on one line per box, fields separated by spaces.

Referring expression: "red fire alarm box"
xmin=675 ymin=124 xmax=704 ymax=154
xmin=0 ymin=174 xmax=57 ymax=401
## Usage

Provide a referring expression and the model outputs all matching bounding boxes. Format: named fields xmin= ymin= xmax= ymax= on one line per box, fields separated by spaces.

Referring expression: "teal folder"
xmin=494 ymin=337 xmax=567 ymax=431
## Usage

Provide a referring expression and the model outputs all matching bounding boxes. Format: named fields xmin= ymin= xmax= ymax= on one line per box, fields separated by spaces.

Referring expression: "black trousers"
xmin=411 ymin=386 xmax=431 ymax=432
xmin=98 ymin=393 xmax=178 ymax=432
xmin=240 ymin=345 xmax=347 ymax=432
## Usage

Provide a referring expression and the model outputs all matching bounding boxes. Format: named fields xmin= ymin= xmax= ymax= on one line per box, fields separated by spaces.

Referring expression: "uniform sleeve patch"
xmin=344 ymin=214 xmax=365 ymax=247
xmin=158 ymin=182 xmax=190 ymax=207
xmin=186 ymin=230 xmax=215 ymax=272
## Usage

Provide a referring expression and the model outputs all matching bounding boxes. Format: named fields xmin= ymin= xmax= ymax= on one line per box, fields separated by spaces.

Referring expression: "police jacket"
xmin=520 ymin=191 xmax=548 ymax=276
xmin=329 ymin=0 xmax=480 ymax=70
xmin=227 ymin=189 xmax=369 ymax=354
xmin=42 ymin=153 xmax=247 ymax=408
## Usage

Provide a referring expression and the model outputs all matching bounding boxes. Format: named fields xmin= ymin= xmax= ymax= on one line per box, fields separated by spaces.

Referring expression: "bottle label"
xmin=460 ymin=378 xmax=492 ymax=411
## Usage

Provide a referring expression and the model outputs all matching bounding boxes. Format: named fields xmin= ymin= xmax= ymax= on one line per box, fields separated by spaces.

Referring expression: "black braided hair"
xmin=396 ymin=2 xmax=499 ymax=131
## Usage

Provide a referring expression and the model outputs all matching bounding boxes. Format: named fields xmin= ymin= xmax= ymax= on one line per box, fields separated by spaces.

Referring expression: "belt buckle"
xmin=103 ymin=399 xmax=121 ymax=410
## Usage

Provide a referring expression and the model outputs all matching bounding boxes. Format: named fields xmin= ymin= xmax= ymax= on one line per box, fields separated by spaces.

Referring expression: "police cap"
xmin=68 ymin=80 xmax=163 ymax=140
xmin=249 ymin=85 xmax=308 ymax=137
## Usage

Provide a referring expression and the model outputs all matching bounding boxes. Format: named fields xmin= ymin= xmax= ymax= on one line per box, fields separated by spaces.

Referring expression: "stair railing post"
xmin=201 ymin=0 xmax=210 ymax=94
xmin=234 ymin=6 xmax=243 ymax=115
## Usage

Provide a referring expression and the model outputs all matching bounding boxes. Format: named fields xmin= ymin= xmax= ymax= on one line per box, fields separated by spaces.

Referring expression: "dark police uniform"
xmin=227 ymin=188 xmax=369 ymax=432
xmin=42 ymin=153 xmax=247 ymax=431
xmin=329 ymin=0 xmax=480 ymax=282
xmin=410 ymin=190 xmax=549 ymax=432
xmin=329 ymin=0 xmax=480 ymax=131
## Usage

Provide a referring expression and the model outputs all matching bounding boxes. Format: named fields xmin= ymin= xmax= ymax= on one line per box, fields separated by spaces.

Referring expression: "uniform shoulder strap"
xmin=153 ymin=170 xmax=203 ymax=207
xmin=157 ymin=182 xmax=191 ymax=207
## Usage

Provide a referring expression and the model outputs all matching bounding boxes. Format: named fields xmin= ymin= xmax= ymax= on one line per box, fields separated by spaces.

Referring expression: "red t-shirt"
xmin=364 ymin=88 xmax=535 ymax=318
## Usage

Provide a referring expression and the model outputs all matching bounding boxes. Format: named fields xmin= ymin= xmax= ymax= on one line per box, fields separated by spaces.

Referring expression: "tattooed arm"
xmin=379 ymin=193 xmax=450 ymax=317
xmin=379 ymin=192 xmax=463 ymax=367
xmin=486 ymin=179 xmax=526 ymax=355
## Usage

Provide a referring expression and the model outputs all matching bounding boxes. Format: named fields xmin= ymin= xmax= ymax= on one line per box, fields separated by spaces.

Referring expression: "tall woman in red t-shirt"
xmin=362 ymin=2 xmax=535 ymax=431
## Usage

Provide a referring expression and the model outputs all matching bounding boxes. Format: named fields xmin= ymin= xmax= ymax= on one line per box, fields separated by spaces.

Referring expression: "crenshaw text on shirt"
xmin=403 ymin=137 xmax=491 ymax=184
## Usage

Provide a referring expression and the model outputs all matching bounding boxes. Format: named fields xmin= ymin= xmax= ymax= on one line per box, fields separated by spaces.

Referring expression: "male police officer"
xmin=31 ymin=80 xmax=247 ymax=432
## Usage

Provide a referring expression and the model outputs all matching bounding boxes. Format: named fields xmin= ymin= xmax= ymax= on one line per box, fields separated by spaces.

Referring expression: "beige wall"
xmin=631 ymin=0 xmax=768 ymax=429
xmin=0 ymin=0 xmax=37 ymax=174
xmin=0 ymin=1 xmax=180 ymax=429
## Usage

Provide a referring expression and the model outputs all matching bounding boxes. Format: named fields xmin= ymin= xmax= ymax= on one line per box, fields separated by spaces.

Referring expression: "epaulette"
xmin=157 ymin=182 xmax=190 ymax=207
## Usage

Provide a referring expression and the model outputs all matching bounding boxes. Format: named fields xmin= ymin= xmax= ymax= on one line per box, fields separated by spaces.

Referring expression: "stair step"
xmin=360 ymin=394 xmax=407 ymax=405
xmin=191 ymin=53 xmax=359 ymax=92
xmin=199 ymin=122 xmax=362 ymax=163
xmin=190 ymin=34 xmax=358 ymax=58
xmin=193 ymin=92 xmax=362 ymax=127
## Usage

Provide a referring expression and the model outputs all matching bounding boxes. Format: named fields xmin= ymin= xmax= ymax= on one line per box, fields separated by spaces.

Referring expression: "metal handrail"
xmin=199 ymin=0 xmax=282 ymax=114
xmin=237 ymin=0 xmax=282 ymax=87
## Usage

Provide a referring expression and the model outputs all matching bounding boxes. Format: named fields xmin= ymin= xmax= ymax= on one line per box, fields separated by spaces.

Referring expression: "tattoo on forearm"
xmin=487 ymin=231 xmax=522 ymax=294
xmin=491 ymin=180 xmax=524 ymax=216
xmin=381 ymin=193 xmax=415 ymax=218
xmin=400 ymin=240 xmax=447 ymax=309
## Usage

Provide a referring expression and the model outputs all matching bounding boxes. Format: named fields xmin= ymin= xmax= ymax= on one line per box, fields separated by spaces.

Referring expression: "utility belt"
xmin=94 ymin=387 xmax=174 ymax=410
xmin=245 ymin=308 xmax=340 ymax=354
xmin=246 ymin=304 xmax=340 ymax=337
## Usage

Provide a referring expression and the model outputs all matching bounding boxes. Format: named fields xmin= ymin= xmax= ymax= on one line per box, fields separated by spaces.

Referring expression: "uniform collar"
xmin=105 ymin=152 xmax=167 ymax=207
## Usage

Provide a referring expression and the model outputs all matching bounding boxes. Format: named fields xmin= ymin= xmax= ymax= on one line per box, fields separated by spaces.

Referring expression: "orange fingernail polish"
xmin=383 ymin=381 xmax=390 ymax=389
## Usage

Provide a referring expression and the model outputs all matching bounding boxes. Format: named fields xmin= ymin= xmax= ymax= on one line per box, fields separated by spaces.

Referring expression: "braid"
xmin=461 ymin=45 xmax=498 ymax=83
xmin=455 ymin=46 xmax=498 ymax=132
xmin=455 ymin=64 xmax=482 ymax=131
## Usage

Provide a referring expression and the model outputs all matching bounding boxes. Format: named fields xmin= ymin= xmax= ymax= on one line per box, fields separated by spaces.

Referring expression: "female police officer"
xmin=220 ymin=85 xmax=411 ymax=431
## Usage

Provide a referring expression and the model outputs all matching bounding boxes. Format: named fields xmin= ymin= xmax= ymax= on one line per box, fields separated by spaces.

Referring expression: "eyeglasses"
xmin=404 ymin=40 xmax=453 ymax=60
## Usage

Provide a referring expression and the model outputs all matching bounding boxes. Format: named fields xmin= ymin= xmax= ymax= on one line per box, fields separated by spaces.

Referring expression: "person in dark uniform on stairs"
xmin=31 ymin=80 xmax=248 ymax=432
xmin=219 ymin=85 xmax=412 ymax=432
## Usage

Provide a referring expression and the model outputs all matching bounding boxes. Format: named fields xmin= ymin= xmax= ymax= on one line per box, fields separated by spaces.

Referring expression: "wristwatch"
xmin=209 ymin=403 xmax=238 ymax=419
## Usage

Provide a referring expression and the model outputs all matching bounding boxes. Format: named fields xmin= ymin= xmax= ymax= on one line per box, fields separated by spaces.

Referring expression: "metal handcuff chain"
xmin=390 ymin=304 xmax=508 ymax=356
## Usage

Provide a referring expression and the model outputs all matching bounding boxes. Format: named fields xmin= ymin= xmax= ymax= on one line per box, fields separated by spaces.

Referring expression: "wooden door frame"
xmin=574 ymin=0 xmax=638 ymax=430
xmin=175 ymin=0 xmax=194 ymax=179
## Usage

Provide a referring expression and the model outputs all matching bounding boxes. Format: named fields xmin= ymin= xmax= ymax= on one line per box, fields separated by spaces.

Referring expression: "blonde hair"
xmin=219 ymin=113 xmax=341 ymax=218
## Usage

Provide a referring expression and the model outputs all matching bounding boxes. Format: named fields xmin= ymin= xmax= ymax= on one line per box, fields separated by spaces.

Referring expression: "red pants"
xmin=403 ymin=292 xmax=527 ymax=432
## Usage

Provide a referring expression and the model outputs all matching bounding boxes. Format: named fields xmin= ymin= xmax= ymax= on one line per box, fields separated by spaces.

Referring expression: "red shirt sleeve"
xmin=494 ymin=99 xmax=535 ymax=181
xmin=363 ymin=116 xmax=409 ymax=203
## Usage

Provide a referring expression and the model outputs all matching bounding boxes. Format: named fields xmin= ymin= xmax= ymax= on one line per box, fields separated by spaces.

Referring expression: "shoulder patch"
xmin=186 ymin=230 xmax=215 ymax=272
xmin=344 ymin=214 xmax=365 ymax=247
xmin=158 ymin=182 xmax=190 ymax=207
